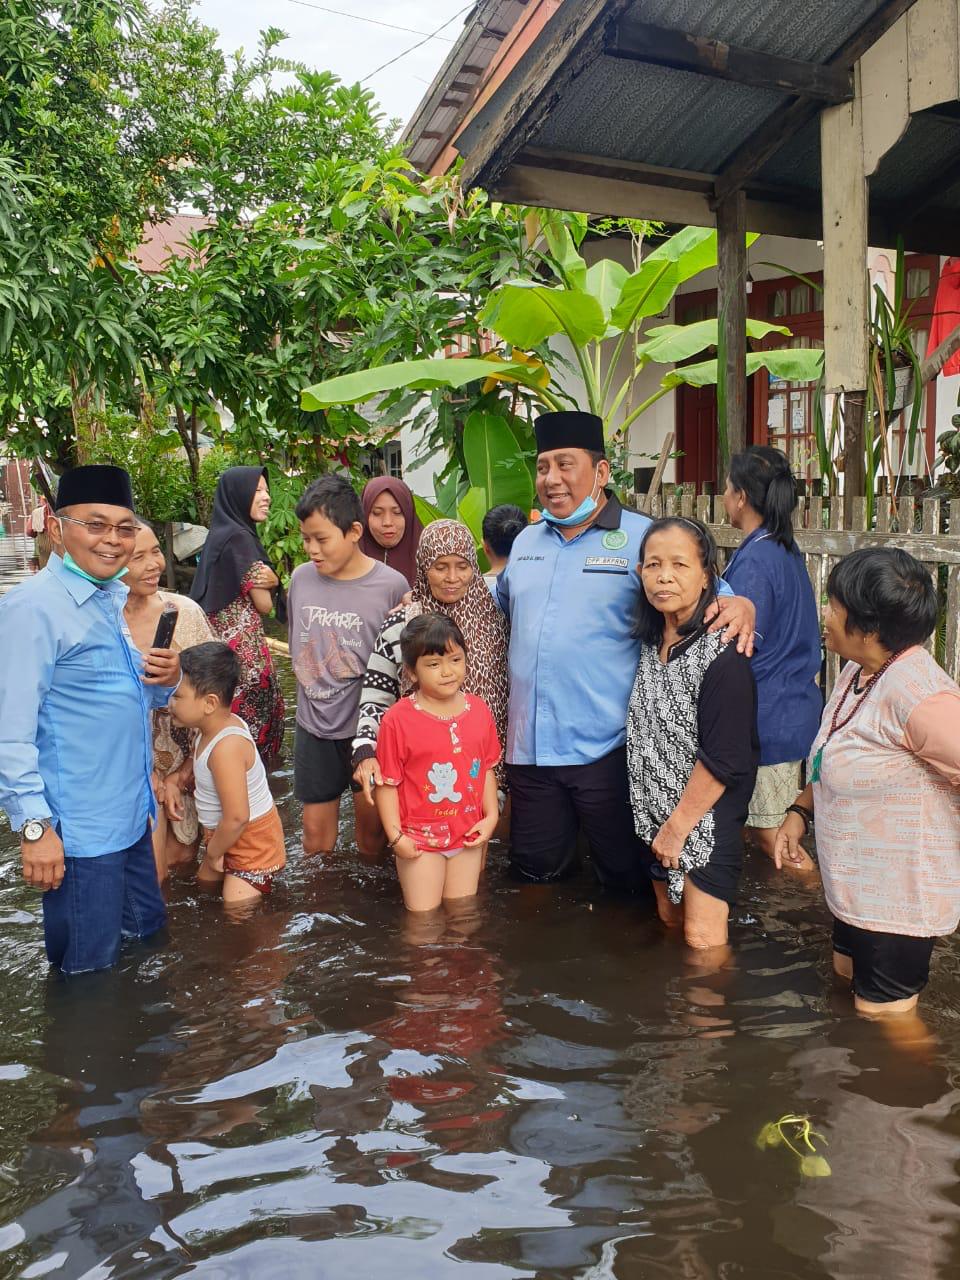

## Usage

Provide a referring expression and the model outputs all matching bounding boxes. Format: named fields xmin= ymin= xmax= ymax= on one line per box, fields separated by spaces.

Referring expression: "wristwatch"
xmin=20 ymin=818 xmax=52 ymax=842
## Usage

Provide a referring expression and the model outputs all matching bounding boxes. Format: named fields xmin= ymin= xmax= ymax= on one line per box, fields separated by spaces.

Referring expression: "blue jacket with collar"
xmin=496 ymin=495 xmax=652 ymax=766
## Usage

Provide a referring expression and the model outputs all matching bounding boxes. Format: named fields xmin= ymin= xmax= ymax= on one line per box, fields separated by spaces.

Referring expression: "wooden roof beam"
xmin=460 ymin=0 xmax=637 ymax=190
xmin=712 ymin=0 xmax=920 ymax=207
xmin=607 ymin=18 xmax=853 ymax=103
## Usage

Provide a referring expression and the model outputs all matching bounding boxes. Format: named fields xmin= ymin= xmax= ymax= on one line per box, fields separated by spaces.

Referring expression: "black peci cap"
xmin=55 ymin=464 xmax=135 ymax=513
xmin=534 ymin=410 xmax=605 ymax=456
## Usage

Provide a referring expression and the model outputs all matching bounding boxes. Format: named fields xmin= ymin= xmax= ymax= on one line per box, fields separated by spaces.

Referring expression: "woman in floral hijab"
xmin=351 ymin=520 xmax=509 ymax=787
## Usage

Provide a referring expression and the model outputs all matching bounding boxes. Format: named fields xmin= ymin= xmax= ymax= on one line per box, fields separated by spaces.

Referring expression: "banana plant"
xmin=301 ymin=222 xmax=824 ymax=537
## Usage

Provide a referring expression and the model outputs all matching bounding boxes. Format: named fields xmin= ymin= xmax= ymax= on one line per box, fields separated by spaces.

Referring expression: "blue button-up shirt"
xmin=496 ymin=496 xmax=652 ymax=766
xmin=0 ymin=554 xmax=172 ymax=856
xmin=497 ymin=496 xmax=732 ymax=767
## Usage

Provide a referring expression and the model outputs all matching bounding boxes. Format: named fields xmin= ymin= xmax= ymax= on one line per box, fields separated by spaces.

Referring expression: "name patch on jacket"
xmin=583 ymin=555 xmax=629 ymax=572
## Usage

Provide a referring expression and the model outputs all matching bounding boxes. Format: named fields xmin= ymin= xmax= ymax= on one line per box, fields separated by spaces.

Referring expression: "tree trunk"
xmin=171 ymin=403 xmax=203 ymax=518
xmin=163 ymin=520 xmax=176 ymax=589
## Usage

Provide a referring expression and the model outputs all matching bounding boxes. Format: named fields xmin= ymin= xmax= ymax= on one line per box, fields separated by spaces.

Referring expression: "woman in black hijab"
xmin=190 ymin=467 xmax=285 ymax=759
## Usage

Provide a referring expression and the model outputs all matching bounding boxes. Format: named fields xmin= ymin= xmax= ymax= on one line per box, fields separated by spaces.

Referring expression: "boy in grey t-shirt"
xmin=288 ymin=476 xmax=407 ymax=855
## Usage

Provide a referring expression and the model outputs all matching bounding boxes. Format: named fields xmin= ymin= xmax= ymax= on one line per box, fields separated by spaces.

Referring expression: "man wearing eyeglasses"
xmin=0 ymin=465 xmax=180 ymax=975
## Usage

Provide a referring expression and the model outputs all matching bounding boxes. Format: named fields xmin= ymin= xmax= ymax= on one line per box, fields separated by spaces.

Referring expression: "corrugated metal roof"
xmin=530 ymin=57 xmax=789 ymax=173
xmin=753 ymin=118 xmax=822 ymax=191
xmin=410 ymin=0 xmax=960 ymax=252
xmin=454 ymin=0 xmax=904 ymax=185
xmin=401 ymin=0 xmax=532 ymax=172
xmin=871 ymin=113 xmax=960 ymax=202
xmin=627 ymin=0 xmax=886 ymax=65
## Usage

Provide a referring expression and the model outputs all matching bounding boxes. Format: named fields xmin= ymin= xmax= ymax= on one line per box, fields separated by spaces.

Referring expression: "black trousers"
xmin=506 ymin=745 xmax=652 ymax=893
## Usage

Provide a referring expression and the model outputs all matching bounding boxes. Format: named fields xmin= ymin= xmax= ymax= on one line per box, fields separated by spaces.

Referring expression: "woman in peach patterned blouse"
xmin=776 ymin=548 xmax=960 ymax=1018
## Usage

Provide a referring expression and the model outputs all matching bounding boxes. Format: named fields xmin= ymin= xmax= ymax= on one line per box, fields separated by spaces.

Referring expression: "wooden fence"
xmin=641 ymin=486 xmax=960 ymax=693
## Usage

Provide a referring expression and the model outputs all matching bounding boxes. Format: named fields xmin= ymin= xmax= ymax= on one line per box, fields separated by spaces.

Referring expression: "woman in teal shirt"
xmin=722 ymin=447 xmax=822 ymax=868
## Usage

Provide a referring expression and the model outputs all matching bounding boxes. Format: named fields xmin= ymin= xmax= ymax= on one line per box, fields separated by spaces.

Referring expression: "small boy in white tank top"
xmin=170 ymin=643 xmax=285 ymax=905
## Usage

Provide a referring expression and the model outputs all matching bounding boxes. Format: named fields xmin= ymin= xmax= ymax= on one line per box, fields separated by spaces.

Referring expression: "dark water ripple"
xmin=0 ymin=653 xmax=958 ymax=1278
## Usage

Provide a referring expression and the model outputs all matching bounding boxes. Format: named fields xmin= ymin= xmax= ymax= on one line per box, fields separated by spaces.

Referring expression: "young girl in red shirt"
xmin=375 ymin=614 xmax=501 ymax=911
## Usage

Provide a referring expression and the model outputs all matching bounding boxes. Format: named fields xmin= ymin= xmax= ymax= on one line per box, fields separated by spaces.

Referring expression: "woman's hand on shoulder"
xmin=705 ymin=595 xmax=756 ymax=656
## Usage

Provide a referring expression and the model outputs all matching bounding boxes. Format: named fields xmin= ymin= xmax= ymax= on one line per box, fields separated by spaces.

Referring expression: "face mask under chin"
xmin=540 ymin=468 xmax=602 ymax=528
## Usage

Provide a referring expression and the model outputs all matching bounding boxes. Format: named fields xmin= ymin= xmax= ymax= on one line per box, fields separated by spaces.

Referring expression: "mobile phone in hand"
xmin=152 ymin=603 xmax=179 ymax=650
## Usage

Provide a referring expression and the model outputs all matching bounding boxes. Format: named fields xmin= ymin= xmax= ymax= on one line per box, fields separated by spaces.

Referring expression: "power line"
xmin=284 ymin=0 xmax=455 ymax=42
xmin=360 ymin=3 xmax=473 ymax=83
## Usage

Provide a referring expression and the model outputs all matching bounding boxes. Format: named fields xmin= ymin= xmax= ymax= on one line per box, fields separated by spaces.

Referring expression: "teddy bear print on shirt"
xmin=427 ymin=762 xmax=461 ymax=804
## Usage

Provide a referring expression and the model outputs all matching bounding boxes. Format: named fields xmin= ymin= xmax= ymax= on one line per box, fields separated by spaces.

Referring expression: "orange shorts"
xmin=204 ymin=807 xmax=286 ymax=895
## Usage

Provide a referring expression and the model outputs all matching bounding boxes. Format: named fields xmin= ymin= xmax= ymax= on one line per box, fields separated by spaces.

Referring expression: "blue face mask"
xmin=62 ymin=550 xmax=128 ymax=585
xmin=540 ymin=467 xmax=602 ymax=527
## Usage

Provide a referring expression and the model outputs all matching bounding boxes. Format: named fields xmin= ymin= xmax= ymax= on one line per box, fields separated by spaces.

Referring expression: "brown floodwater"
xmin=1 ymin=548 xmax=959 ymax=1279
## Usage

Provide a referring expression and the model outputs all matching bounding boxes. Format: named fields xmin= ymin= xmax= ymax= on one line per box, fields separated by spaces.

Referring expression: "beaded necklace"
xmin=810 ymin=649 xmax=904 ymax=783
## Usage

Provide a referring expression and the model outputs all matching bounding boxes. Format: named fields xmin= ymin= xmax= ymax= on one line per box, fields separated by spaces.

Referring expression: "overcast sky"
xmin=192 ymin=0 xmax=472 ymax=128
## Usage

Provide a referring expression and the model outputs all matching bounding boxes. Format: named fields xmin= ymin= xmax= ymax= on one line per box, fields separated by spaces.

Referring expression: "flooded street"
xmin=1 ymin=559 xmax=960 ymax=1279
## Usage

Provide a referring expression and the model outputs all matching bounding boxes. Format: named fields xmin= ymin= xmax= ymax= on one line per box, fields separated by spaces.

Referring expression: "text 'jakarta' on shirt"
xmin=495 ymin=493 xmax=732 ymax=768
xmin=0 ymin=554 xmax=172 ymax=856
xmin=722 ymin=526 xmax=822 ymax=765
xmin=287 ymin=558 xmax=407 ymax=740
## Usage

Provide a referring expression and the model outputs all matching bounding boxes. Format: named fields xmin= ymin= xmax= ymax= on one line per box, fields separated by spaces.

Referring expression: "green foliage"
xmin=937 ymin=418 xmax=960 ymax=495
xmin=304 ymin=220 xmax=823 ymax=517
xmin=258 ymin=469 xmax=307 ymax=586
xmin=301 ymin=358 xmax=551 ymax=412
xmin=458 ymin=410 xmax=535 ymax=544
xmin=863 ymin=239 xmax=926 ymax=520
xmin=82 ymin=408 xmax=194 ymax=523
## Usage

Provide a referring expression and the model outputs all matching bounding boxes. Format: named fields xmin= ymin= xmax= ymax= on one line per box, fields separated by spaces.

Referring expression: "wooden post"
xmin=821 ymin=76 xmax=869 ymax=526
xmin=640 ymin=430 xmax=674 ymax=514
xmin=163 ymin=520 xmax=176 ymax=590
xmin=716 ymin=188 xmax=747 ymax=491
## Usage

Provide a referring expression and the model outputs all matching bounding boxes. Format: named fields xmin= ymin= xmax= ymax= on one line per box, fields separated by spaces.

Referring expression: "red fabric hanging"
xmin=926 ymin=257 xmax=960 ymax=376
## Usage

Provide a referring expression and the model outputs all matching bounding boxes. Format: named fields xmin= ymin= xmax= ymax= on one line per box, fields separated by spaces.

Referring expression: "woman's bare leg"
xmin=652 ymin=879 xmax=683 ymax=928
xmin=682 ymin=880 xmax=730 ymax=950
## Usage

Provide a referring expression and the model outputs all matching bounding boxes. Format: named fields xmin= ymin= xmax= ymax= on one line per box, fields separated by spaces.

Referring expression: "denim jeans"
xmin=42 ymin=825 xmax=167 ymax=975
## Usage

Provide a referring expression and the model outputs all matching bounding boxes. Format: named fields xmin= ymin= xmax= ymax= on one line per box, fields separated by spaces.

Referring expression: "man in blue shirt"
xmin=497 ymin=411 xmax=754 ymax=890
xmin=0 ymin=465 xmax=180 ymax=975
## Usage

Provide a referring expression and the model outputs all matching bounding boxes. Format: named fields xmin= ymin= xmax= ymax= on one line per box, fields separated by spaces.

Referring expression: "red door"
xmin=676 ymin=377 xmax=757 ymax=487
xmin=676 ymin=383 xmax=718 ymax=485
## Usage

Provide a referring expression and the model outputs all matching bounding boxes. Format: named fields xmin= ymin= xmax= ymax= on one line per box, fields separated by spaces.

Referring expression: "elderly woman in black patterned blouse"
xmin=626 ymin=517 xmax=759 ymax=949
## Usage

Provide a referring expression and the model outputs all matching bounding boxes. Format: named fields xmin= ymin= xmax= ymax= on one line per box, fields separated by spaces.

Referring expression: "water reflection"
xmin=0 ymin=644 xmax=959 ymax=1276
